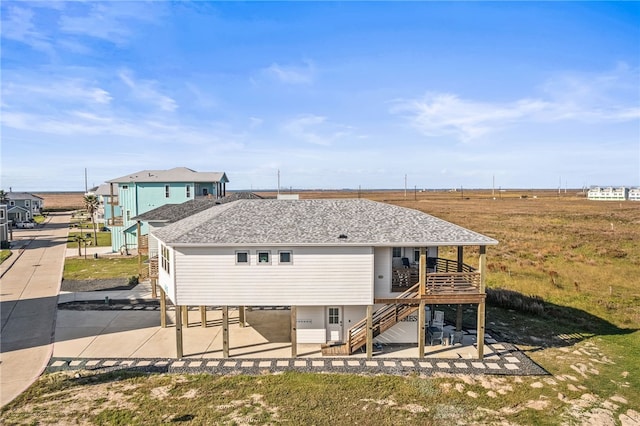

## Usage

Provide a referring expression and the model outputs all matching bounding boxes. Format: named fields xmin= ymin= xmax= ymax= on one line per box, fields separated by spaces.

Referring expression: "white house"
xmin=587 ymin=187 xmax=629 ymax=201
xmin=151 ymin=198 xmax=498 ymax=359
xmin=629 ymin=188 xmax=640 ymax=201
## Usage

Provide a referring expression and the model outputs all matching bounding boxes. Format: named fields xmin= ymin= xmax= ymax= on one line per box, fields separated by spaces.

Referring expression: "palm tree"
xmin=83 ymin=194 xmax=99 ymax=246
xmin=69 ymin=233 xmax=88 ymax=257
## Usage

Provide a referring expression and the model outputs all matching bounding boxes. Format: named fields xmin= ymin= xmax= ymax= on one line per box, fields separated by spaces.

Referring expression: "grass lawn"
xmin=32 ymin=214 xmax=46 ymax=224
xmin=0 ymin=249 xmax=11 ymax=264
xmin=2 ymin=190 xmax=639 ymax=425
xmin=63 ymin=257 xmax=140 ymax=280
xmin=67 ymin=231 xmax=111 ymax=248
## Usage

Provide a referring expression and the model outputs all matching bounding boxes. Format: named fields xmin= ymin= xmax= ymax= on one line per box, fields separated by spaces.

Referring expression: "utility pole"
xmin=277 ymin=169 xmax=280 ymax=197
xmin=84 ymin=168 xmax=88 ymax=193
xmin=404 ymin=174 xmax=407 ymax=199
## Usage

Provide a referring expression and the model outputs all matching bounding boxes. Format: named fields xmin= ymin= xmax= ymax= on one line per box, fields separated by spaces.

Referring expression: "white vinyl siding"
xmin=158 ymin=245 xmax=177 ymax=303
xmin=173 ymin=246 xmax=374 ymax=306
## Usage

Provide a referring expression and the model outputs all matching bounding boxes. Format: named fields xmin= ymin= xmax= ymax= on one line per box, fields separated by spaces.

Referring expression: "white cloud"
xmin=1 ymin=6 xmax=53 ymax=53
xmin=392 ymin=67 xmax=640 ymax=142
xmin=264 ymin=61 xmax=315 ymax=84
xmin=283 ymin=114 xmax=352 ymax=146
xmin=2 ymin=78 xmax=112 ymax=107
xmin=58 ymin=2 xmax=162 ymax=44
xmin=118 ymin=70 xmax=177 ymax=112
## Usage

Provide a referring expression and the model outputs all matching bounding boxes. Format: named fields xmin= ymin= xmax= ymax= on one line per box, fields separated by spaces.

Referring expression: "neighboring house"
xmin=629 ymin=188 xmax=640 ymax=201
xmin=105 ymin=167 xmax=229 ymax=252
xmin=88 ymin=183 xmax=120 ymax=224
xmin=587 ymin=187 xmax=629 ymax=201
xmin=0 ymin=205 xmax=9 ymax=248
xmin=151 ymin=198 xmax=498 ymax=359
xmin=6 ymin=192 xmax=44 ymax=223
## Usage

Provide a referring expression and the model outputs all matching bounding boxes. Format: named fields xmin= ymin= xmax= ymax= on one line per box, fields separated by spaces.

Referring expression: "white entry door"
xmin=326 ymin=306 xmax=343 ymax=342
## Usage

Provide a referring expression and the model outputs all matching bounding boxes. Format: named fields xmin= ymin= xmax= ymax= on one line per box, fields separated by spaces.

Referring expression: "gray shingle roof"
xmin=133 ymin=192 xmax=264 ymax=223
xmin=153 ymin=199 xmax=498 ymax=247
xmin=7 ymin=192 xmax=44 ymax=200
xmin=108 ymin=167 xmax=228 ymax=184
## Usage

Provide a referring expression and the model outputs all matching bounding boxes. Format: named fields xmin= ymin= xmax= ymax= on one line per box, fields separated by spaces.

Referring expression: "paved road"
xmin=0 ymin=213 xmax=70 ymax=407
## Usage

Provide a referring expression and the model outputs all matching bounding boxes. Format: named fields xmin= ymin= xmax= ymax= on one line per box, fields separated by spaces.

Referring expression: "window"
xmin=126 ymin=210 xmax=131 ymax=221
xmin=392 ymin=247 xmax=402 ymax=258
xmin=165 ymin=185 xmax=170 ymax=198
xmin=121 ymin=185 xmax=128 ymax=190
xmin=236 ymin=251 xmax=249 ymax=264
xmin=25 ymin=201 xmax=30 ymax=207
xmin=414 ymin=249 xmax=421 ymax=263
xmin=0 ymin=210 xmax=4 ymax=219
xmin=279 ymin=251 xmax=292 ymax=264
xmin=186 ymin=185 xmax=191 ymax=198
xmin=202 ymin=188 xmax=208 ymax=196
xmin=160 ymin=245 xmax=170 ymax=273
xmin=328 ymin=308 xmax=340 ymax=325
xmin=258 ymin=251 xmax=270 ymax=264
xmin=9 ymin=201 xmax=14 ymax=206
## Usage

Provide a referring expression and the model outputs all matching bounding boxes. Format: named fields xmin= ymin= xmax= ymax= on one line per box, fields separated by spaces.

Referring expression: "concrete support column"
xmin=366 ymin=305 xmax=373 ymax=359
xmin=159 ymin=288 xmax=167 ymax=328
xmin=175 ymin=305 xmax=183 ymax=358
xmin=418 ymin=300 xmax=425 ymax=359
xmin=222 ymin=306 xmax=229 ymax=358
xmin=291 ymin=306 xmax=297 ymax=358
xmin=200 ymin=306 xmax=207 ymax=328
xmin=456 ymin=305 xmax=463 ymax=332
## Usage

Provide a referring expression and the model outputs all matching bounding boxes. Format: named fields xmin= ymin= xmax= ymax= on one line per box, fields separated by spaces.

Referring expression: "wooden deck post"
xmin=181 ymin=306 xmax=189 ymax=328
xmin=175 ymin=305 xmax=183 ymax=358
xmin=457 ymin=246 xmax=465 ymax=332
xmin=200 ymin=306 xmax=207 ymax=328
xmin=366 ymin=305 xmax=373 ymax=359
xmin=419 ymin=247 xmax=426 ymax=296
xmin=477 ymin=245 xmax=487 ymax=359
xmin=222 ymin=305 xmax=229 ymax=358
xmin=291 ymin=306 xmax=297 ymax=358
xmin=159 ymin=288 xmax=167 ymax=328
xmin=239 ymin=306 xmax=246 ymax=327
xmin=151 ymin=279 xmax=157 ymax=299
xmin=418 ymin=300 xmax=425 ymax=359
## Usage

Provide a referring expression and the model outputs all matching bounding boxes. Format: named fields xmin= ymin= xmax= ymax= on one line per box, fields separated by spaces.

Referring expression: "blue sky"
xmin=1 ymin=1 xmax=639 ymax=191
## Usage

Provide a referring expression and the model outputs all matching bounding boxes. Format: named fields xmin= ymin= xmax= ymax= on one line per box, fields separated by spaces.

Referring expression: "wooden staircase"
xmin=346 ymin=284 xmax=421 ymax=354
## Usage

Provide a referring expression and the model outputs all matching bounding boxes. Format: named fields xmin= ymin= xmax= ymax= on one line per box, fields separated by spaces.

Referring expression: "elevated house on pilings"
xmin=150 ymin=198 xmax=498 ymax=359
xmin=105 ymin=167 xmax=229 ymax=254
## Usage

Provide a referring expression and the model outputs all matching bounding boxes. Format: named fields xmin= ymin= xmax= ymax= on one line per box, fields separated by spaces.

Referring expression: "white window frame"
xmin=165 ymin=185 xmax=170 ymax=198
xmin=235 ymin=251 xmax=250 ymax=265
xmin=160 ymin=245 xmax=170 ymax=273
xmin=25 ymin=200 xmax=30 ymax=207
xmin=186 ymin=184 xmax=191 ymax=198
xmin=9 ymin=201 xmax=15 ymax=206
xmin=278 ymin=250 xmax=293 ymax=265
xmin=0 ymin=210 xmax=4 ymax=219
xmin=257 ymin=250 xmax=271 ymax=265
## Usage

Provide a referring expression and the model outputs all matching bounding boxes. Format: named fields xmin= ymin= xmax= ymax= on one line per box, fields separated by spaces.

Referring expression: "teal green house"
xmin=106 ymin=167 xmax=229 ymax=253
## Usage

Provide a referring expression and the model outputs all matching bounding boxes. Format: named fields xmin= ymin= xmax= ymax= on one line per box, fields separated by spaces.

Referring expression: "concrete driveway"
xmin=0 ymin=213 xmax=70 ymax=407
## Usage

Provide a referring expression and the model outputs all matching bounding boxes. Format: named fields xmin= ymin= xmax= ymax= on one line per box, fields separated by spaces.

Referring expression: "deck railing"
xmin=107 ymin=217 xmax=123 ymax=226
xmin=391 ymin=258 xmax=480 ymax=294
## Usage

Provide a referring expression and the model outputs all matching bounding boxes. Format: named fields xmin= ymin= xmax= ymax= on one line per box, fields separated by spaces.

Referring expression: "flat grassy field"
xmin=67 ymin=231 xmax=112 ymax=248
xmin=2 ymin=190 xmax=639 ymax=425
xmin=63 ymin=257 xmax=140 ymax=280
